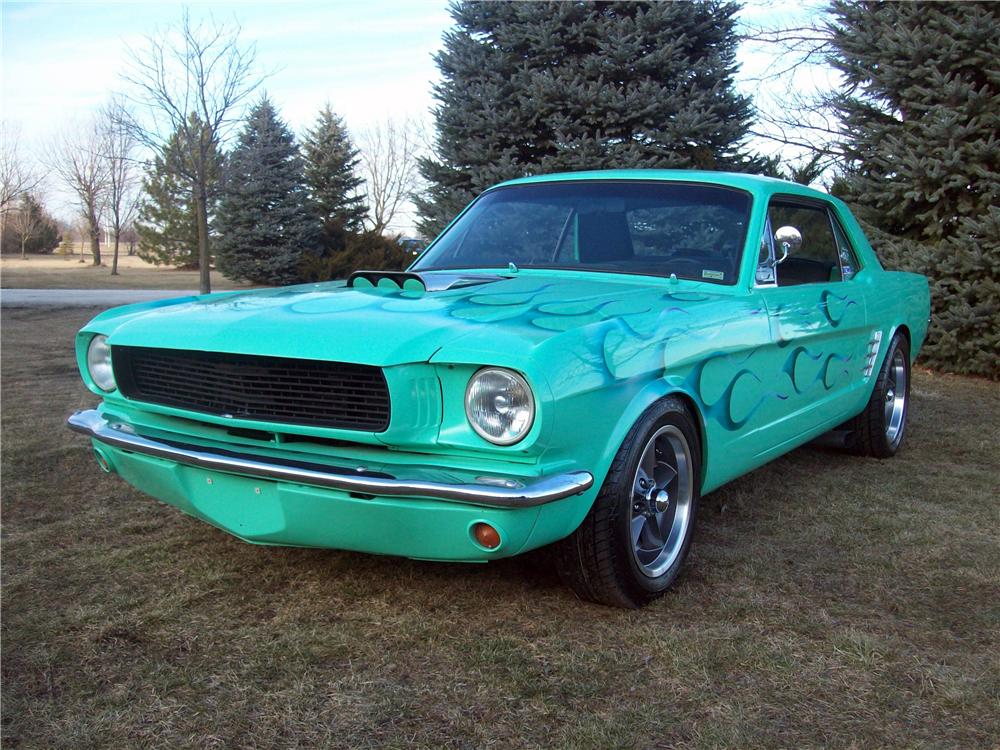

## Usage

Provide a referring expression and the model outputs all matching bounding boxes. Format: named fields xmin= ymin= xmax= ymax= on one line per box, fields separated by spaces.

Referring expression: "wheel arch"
xmin=597 ymin=380 xmax=709 ymax=495
xmin=667 ymin=390 xmax=707 ymax=489
xmin=893 ymin=323 xmax=913 ymax=360
xmin=875 ymin=323 xmax=912 ymax=378
xmin=854 ymin=323 xmax=912 ymax=415
xmin=523 ymin=378 xmax=712 ymax=557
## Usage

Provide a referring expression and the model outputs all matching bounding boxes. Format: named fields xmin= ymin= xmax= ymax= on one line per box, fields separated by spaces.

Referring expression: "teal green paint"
xmin=101 ymin=441 xmax=540 ymax=561
xmin=73 ymin=171 xmax=931 ymax=560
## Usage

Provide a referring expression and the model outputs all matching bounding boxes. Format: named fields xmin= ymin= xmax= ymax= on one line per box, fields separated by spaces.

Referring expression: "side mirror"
xmin=773 ymin=226 xmax=802 ymax=266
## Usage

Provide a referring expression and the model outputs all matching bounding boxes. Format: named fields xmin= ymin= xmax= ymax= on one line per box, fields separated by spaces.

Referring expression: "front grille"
xmin=112 ymin=346 xmax=390 ymax=432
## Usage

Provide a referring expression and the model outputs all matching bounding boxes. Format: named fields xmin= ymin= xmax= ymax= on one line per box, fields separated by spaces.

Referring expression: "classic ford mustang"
xmin=68 ymin=171 xmax=930 ymax=607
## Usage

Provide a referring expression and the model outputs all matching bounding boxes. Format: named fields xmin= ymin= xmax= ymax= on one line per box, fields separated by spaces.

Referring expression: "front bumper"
xmin=67 ymin=410 xmax=593 ymax=508
xmin=66 ymin=409 xmax=595 ymax=561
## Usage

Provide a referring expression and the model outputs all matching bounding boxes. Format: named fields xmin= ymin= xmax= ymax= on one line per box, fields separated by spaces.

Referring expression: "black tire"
xmin=845 ymin=332 xmax=911 ymax=458
xmin=554 ymin=396 xmax=701 ymax=608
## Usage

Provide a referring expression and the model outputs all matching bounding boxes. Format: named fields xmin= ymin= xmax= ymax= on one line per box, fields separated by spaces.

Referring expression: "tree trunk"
xmin=21 ymin=236 xmax=26 ymax=259
xmin=89 ymin=217 xmax=102 ymax=266
xmin=111 ymin=235 xmax=120 ymax=275
xmin=195 ymin=186 xmax=211 ymax=294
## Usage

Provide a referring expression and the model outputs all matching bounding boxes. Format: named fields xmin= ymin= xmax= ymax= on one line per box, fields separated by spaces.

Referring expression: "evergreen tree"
xmin=416 ymin=0 xmax=762 ymax=237
xmin=56 ymin=230 xmax=75 ymax=256
xmin=215 ymin=97 xmax=323 ymax=285
xmin=829 ymin=1 xmax=1000 ymax=378
xmin=302 ymin=104 xmax=367 ymax=252
xmin=300 ymin=231 xmax=411 ymax=282
xmin=136 ymin=116 xmax=221 ymax=268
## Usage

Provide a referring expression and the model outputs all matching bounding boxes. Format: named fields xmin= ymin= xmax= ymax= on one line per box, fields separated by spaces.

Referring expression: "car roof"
xmin=492 ymin=169 xmax=830 ymax=201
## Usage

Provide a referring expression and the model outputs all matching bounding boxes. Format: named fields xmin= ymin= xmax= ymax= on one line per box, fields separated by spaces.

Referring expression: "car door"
xmin=748 ymin=196 xmax=871 ymax=458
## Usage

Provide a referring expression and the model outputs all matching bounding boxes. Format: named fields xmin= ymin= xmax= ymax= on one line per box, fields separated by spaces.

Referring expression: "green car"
xmin=68 ymin=171 xmax=930 ymax=608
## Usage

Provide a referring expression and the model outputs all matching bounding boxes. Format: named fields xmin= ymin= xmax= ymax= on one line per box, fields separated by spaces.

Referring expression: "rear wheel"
xmin=846 ymin=332 xmax=910 ymax=458
xmin=555 ymin=397 xmax=700 ymax=608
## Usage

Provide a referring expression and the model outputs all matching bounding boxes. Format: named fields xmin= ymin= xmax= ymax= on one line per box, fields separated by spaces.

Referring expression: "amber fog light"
xmin=93 ymin=447 xmax=113 ymax=473
xmin=86 ymin=334 xmax=116 ymax=392
xmin=472 ymin=522 xmax=501 ymax=550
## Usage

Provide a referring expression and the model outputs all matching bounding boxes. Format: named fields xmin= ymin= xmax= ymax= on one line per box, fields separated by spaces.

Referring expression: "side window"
xmin=768 ymin=202 xmax=842 ymax=286
xmin=830 ymin=217 xmax=860 ymax=280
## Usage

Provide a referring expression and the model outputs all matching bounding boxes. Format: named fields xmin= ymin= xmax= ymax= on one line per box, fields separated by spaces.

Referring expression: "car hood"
xmin=100 ymin=272 xmax=730 ymax=367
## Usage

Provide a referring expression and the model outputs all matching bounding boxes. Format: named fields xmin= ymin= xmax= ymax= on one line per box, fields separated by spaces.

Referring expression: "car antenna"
xmin=669 ymin=273 xmax=678 ymax=284
xmin=508 ymin=262 xmax=519 ymax=274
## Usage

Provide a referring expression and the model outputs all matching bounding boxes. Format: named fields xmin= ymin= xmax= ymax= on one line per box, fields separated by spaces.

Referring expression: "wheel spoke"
xmin=630 ymin=515 xmax=645 ymax=547
xmin=655 ymin=504 xmax=676 ymax=542
xmin=640 ymin=443 xmax=657 ymax=479
xmin=654 ymin=460 xmax=677 ymax=488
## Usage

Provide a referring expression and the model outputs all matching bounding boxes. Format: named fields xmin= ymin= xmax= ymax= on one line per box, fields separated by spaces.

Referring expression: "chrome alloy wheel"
xmin=630 ymin=425 xmax=694 ymax=578
xmin=884 ymin=347 xmax=908 ymax=445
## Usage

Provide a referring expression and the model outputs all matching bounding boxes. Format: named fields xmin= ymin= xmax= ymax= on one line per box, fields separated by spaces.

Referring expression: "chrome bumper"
xmin=66 ymin=410 xmax=594 ymax=509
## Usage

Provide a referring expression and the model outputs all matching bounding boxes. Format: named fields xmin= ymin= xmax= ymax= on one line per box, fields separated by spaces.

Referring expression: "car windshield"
xmin=412 ymin=181 xmax=751 ymax=285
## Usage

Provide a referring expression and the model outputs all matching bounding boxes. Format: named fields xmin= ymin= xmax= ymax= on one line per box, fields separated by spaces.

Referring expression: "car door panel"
xmin=747 ymin=198 xmax=871 ymax=457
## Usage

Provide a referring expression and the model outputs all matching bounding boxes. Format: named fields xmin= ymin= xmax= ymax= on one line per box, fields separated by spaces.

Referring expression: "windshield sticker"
xmin=702 ymin=270 xmax=725 ymax=281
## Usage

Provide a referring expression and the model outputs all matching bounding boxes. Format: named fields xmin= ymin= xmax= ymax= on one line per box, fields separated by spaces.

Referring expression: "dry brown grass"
xmin=1 ymin=253 xmax=250 ymax=291
xmin=2 ymin=308 xmax=998 ymax=749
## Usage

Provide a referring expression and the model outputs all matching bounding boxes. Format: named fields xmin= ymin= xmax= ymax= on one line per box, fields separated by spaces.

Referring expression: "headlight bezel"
xmin=86 ymin=334 xmax=117 ymax=392
xmin=464 ymin=367 xmax=536 ymax=446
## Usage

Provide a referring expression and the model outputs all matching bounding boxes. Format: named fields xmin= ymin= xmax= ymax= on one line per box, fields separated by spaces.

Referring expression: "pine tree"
xmin=416 ymin=0 xmax=762 ymax=237
xmin=302 ymin=104 xmax=367 ymax=252
xmin=136 ymin=117 xmax=221 ymax=268
xmin=56 ymin=231 xmax=75 ymax=256
xmin=215 ymin=97 xmax=323 ymax=285
xmin=829 ymin=1 xmax=1000 ymax=378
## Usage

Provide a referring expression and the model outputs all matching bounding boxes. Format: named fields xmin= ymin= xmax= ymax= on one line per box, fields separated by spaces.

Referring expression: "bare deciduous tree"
xmin=121 ymin=221 xmax=139 ymax=256
xmin=358 ymin=117 xmax=423 ymax=235
xmin=48 ymin=121 xmax=108 ymax=266
xmin=737 ymin=14 xmax=846 ymax=179
xmin=73 ymin=218 xmax=90 ymax=263
xmin=1 ymin=123 xmax=45 ymax=242
xmin=11 ymin=194 xmax=42 ymax=259
xmin=99 ymin=97 xmax=141 ymax=275
xmin=121 ymin=9 xmax=266 ymax=293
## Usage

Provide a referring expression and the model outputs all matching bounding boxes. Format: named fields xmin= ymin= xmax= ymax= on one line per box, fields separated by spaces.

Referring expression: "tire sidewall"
xmin=616 ymin=402 xmax=701 ymax=597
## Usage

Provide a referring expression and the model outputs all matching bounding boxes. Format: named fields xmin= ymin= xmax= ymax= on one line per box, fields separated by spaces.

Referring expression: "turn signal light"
xmin=93 ymin=448 xmax=113 ymax=473
xmin=472 ymin=522 xmax=501 ymax=549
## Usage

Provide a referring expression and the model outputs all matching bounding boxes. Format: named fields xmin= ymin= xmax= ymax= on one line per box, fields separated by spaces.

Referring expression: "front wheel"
xmin=555 ymin=397 xmax=700 ymax=608
xmin=846 ymin=332 xmax=911 ymax=458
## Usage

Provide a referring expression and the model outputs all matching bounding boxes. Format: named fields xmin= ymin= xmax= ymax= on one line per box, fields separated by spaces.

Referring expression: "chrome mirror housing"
xmin=773 ymin=225 xmax=802 ymax=265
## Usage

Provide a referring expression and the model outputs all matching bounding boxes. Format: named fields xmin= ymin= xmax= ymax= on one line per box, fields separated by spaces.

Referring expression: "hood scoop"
xmin=347 ymin=270 xmax=508 ymax=293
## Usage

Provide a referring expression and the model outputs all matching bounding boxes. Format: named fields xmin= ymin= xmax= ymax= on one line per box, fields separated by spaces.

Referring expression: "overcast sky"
xmin=1 ymin=0 xmax=825 ymax=231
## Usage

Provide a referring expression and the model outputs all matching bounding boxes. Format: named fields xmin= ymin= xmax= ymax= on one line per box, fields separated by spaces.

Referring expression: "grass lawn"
xmin=2 ymin=308 xmax=998 ymax=749
xmin=1 ymin=253 xmax=251 ymax=291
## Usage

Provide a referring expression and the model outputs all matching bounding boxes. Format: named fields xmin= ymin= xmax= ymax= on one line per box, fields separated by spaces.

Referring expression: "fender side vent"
xmin=863 ymin=330 xmax=883 ymax=378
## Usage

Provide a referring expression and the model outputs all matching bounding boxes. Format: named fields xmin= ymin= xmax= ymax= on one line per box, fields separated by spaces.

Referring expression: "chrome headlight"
xmin=465 ymin=367 xmax=535 ymax=445
xmin=86 ymin=334 xmax=116 ymax=391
